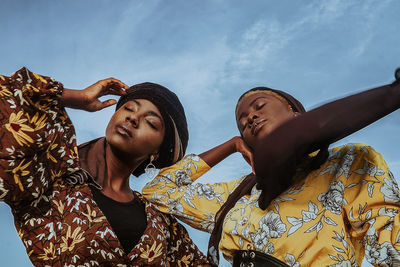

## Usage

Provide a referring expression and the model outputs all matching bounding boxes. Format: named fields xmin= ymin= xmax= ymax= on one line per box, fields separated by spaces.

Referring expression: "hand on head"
xmin=232 ymin=136 xmax=255 ymax=174
xmin=79 ymin=78 xmax=130 ymax=112
xmin=62 ymin=78 xmax=129 ymax=112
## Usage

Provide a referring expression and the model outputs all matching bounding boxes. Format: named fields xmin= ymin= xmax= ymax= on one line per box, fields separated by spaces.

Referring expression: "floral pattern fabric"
xmin=0 ymin=68 xmax=209 ymax=266
xmin=143 ymin=145 xmax=400 ymax=266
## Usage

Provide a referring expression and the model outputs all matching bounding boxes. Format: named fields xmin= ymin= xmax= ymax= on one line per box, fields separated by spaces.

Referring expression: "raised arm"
xmin=254 ymin=75 xmax=400 ymax=209
xmin=199 ymin=136 xmax=253 ymax=170
xmin=142 ymin=136 xmax=253 ymax=232
xmin=0 ymin=68 xmax=128 ymax=209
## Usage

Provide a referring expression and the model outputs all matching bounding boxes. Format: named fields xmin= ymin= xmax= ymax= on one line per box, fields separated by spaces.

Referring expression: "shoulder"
xmin=316 ymin=143 xmax=390 ymax=183
xmin=329 ymin=143 xmax=385 ymax=162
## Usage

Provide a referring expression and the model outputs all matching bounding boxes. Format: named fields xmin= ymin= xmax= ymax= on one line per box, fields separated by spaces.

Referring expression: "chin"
xmin=256 ymin=129 xmax=270 ymax=140
xmin=106 ymin=134 xmax=129 ymax=152
xmin=250 ymin=129 xmax=273 ymax=149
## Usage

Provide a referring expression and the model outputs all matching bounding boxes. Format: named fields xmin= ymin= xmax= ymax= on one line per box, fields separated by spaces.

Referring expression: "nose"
xmin=125 ymin=112 xmax=139 ymax=127
xmin=247 ymin=113 xmax=258 ymax=126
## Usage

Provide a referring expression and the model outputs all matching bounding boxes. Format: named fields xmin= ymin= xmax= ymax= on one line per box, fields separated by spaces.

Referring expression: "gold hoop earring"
xmin=145 ymin=155 xmax=157 ymax=179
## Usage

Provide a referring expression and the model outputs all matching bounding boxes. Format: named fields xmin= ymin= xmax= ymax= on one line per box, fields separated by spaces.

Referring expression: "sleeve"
xmin=166 ymin=215 xmax=211 ymax=266
xmin=0 ymin=68 xmax=79 ymax=208
xmin=333 ymin=145 xmax=400 ymax=266
xmin=142 ymin=154 xmax=245 ymax=233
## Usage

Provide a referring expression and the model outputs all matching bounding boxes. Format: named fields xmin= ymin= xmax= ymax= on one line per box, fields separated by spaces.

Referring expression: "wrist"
xmin=231 ymin=136 xmax=241 ymax=153
xmin=61 ymin=89 xmax=88 ymax=109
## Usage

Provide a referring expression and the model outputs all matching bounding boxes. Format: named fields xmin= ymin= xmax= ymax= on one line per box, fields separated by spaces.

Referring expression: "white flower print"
xmin=197 ymin=184 xmax=217 ymax=200
xmin=378 ymin=207 xmax=397 ymax=231
xmin=378 ymin=207 xmax=398 ymax=218
xmin=265 ymin=242 xmax=274 ymax=255
xmin=174 ymin=169 xmax=193 ymax=186
xmin=380 ymin=177 xmax=400 ymax=203
xmin=167 ymin=198 xmax=184 ymax=214
xmin=260 ymin=210 xmax=287 ymax=238
xmin=339 ymin=151 xmax=356 ymax=178
xmin=183 ymin=185 xmax=196 ymax=208
xmin=183 ymin=154 xmax=201 ymax=162
xmin=329 ymin=230 xmax=357 ymax=266
xmin=284 ymin=253 xmax=300 ymax=267
xmin=318 ymin=181 xmax=346 ymax=215
xmin=365 ymin=241 xmax=400 ymax=266
xmin=354 ymin=159 xmax=385 ymax=177
xmin=250 ymin=228 xmax=269 ymax=251
xmin=0 ymin=177 xmax=9 ymax=200
xmin=241 ymin=225 xmax=250 ymax=239
xmin=320 ymin=147 xmax=356 ymax=179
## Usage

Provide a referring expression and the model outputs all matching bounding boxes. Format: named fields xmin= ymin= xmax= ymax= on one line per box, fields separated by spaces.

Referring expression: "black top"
xmin=90 ymin=185 xmax=147 ymax=254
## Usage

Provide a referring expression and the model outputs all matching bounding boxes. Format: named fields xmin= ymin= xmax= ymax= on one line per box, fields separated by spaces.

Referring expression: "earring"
xmin=145 ymin=155 xmax=157 ymax=179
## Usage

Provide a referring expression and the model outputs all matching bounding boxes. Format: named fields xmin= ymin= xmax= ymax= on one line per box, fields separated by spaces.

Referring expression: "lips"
xmin=251 ymin=119 xmax=267 ymax=136
xmin=115 ymin=124 xmax=133 ymax=137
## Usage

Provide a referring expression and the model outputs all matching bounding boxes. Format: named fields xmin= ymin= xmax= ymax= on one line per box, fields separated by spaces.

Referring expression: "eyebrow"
xmin=132 ymin=99 xmax=141 ymax=106
xmin=238 ymin=96 xmax=267 ymax=121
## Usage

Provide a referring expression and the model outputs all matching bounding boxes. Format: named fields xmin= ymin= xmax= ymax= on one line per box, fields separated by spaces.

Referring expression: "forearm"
xmin=60 ymin=88 xmax=87 ymax=109
xmin=255 ymin=82 xmax=400 ymax=177
xmin=199 ymin=137 xmax=240 ymax=167
xmin=303 ymin=82 xmax=400 ymax=152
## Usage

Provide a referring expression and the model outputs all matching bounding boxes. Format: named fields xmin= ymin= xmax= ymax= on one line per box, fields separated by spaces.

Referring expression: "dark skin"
xmin=61 ymin=79 xmax=165 ymax=202
xmin=199 ymin=73 xmax=400 ymax=211
xmin=235 ymin=93 xmax=298 ymax=150
xmin=198 ymin=92 xmax=296 ymax=173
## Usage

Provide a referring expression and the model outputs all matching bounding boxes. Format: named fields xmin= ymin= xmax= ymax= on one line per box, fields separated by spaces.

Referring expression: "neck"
xmin=101 ymin=143 xmax=144 ymax=195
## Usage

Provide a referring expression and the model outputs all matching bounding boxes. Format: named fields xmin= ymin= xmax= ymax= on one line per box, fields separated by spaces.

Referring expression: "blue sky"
xmin=1 ymin=0 xmax=399 ymax=266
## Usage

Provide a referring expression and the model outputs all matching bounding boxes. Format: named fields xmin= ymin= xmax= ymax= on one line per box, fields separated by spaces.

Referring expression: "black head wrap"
xmin=236 ymin=86 xmax=306 ymax=114
xmin=116 ymin=82 xmax=188 ymax=176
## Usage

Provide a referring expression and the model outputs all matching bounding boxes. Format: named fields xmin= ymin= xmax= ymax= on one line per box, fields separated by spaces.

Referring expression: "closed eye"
xmin=146 ymin=115 xmax=163 ymax=130
xmin=255 ymin=103 xmax=265 ymax=110
xmin=147 ymin=120 xmax=156 ymax=129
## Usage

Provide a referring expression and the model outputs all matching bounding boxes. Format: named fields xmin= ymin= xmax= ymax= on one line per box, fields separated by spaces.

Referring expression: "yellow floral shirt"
xmin=143 ymin=145 xmax=400 ymax=266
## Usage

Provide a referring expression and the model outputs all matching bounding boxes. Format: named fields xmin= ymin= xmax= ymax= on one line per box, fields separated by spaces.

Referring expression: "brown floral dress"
xmin=0 ymin=68 xmax=210 ymax=266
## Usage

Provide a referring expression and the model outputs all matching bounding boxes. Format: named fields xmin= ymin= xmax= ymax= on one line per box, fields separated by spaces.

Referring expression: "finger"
xmin=102 ymin=78 xmax=130 ymax=90
xmin=99 ymin=99 xmax=117 ymax=110
xmin=102 ymin=87 xmax=127 ymax=97
xmin=108 ymin=82 xmax=128 ymax=95
xmin=96 ymin=79 xmax=128 ymax=95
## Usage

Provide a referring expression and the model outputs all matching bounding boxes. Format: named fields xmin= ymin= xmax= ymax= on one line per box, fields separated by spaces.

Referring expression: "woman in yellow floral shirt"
xmin=143 ymin=69 xmax=400 ymax=266
xmin=0 ymin=68 xmax=210 ymax=266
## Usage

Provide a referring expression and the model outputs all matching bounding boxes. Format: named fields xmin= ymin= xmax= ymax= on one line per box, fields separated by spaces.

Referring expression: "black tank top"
xmin=90 ymin=185 xmax=147 ymax=254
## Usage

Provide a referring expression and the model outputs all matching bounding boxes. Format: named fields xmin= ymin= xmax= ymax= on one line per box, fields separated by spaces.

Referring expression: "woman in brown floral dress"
xmin=0 ymin=68 xmax=210 ymax=266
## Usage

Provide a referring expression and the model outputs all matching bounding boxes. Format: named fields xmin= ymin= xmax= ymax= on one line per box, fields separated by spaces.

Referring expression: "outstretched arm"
xmin=255 ymin=75 xmax=400 ymax=209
